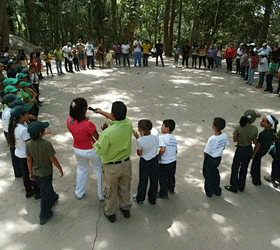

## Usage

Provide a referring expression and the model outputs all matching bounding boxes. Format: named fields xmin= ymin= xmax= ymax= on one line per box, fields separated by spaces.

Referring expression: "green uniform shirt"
xmin=268 ymin=62 xmax=277 ymax=76
xmin=26 ymin=139 xmax=56 ymax=177
xmin=233 ymin=123 xmax=258 ymax=147
xmin=94 ymin=118 xmax=133 ymax=164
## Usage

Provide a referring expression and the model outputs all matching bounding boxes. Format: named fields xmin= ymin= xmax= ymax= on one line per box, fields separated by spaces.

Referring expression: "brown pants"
xmin=103 ymin=160 xmax=132 ymax=216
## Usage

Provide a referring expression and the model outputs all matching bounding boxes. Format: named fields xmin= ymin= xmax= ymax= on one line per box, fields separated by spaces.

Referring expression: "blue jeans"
xmin=247 ymin=68 xmax=256 ymax=85
xmin=56 ymin=60 xmax=62 ymax=74
xmin=134 ymin=52 xmax=142 ymax=66
xmin=216 ymin=56 xmax=222 ymax=67
xmin=258 ymin=72 xmax=266 ymax=87
xmin=123 ymin=53 xmax=130 ymax=66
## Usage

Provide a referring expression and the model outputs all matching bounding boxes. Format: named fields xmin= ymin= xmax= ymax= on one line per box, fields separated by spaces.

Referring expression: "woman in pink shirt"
xmin=67 ymin=98 xmax=104 ymax=200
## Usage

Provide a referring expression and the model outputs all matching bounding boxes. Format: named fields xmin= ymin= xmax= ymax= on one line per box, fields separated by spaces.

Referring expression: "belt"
xmin=107 ymin=157 xmax=130 ymax=165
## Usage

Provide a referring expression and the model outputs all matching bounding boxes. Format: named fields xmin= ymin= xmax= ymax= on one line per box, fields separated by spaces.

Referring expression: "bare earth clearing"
xmin=1 ymin=57 xmax=280 ymax=250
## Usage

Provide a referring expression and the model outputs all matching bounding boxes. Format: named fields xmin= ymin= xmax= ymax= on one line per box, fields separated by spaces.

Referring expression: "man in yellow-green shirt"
xmin=94 ymin=101 xmax=133 ymax=223
xmin=142 ymin=40 xmax=151 ymax=67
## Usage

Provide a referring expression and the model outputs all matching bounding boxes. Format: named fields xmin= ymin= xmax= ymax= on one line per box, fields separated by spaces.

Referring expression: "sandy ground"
xmin=1 ymin=57 xmax=280 ymax=250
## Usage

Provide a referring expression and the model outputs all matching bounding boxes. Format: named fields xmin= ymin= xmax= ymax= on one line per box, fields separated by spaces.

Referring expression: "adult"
xmin=94 ymin=101 xmax=133 ymax=223
xmin=96 ymin=39 xmax=105 ymax=68
xmin=216 ymin=44 xmax=223 ymax=71
xmin=207 ymin=45 xmax=216 ymax=69
xmin=113 ymin=41 xmax=121 ymax=66
xmin=155 ymin=39 xmax=164 ymax=67
xmin=257 ymin=42 xmax=272 ymax=58
xmin=191 ymin=43 xmax=198 ymax=68
xmin=198 ymin=42 xmax=207 ymax=69
xmin=3 ymin=47 xmax=14 ymax=60
xmin=53 ymin=45 xmax=63 ymax=75
xmin=121 ymin=40 xmax=130 ymax=67
xmin=62 ymin=42 xmax=72 ymax=72
xmin=236 ymin=43 xmax=244 ymax=75
xmin=133 ymin=36 xmax=142 ymax=67
xmin=225 ymin=44 xmax=236 ymax=73
xmin=76 ymin=38 xmax=86 ymax=70
xmin=181 ymin=41 xmax=191 ymax=68
xmin=67 ymin=98 xmax=104 ymax=201
xmin=142 ymin=39 xmax=151 ymax=67
xmin=85 ymin=38 xmax=95 ymax=69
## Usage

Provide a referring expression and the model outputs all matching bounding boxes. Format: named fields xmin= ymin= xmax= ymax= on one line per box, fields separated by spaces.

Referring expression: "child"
xmin=173 ymin=45 xmax=180 ymax=67
xmin=264 ymin=57 xmax=277 ymax=93
xmin=105 ymin=49 xmax=112 ymax=67
xmin=250 ymin=115 xmax=278 ymax=185
xmin=256 ymin=51 xmax=268 ymax=88
xmin=225 ymin=110 xmax=260 ymax=193
xmin=26 ymin=121 xmax=63 ymax=225
xmin=158 ymin=119 xmax=177 ymax=198
xmin=203 ymin=117 xmax=229 ymax=197
xmin=20 ymin=81 xmax=39 ymax=118
xmin=43 ymin=51 xmax=54 ymax=76
xmin=246 ymin=52 xmax=258 ymax=85
xmin=35 ymin=52 xmax=43 ymax=79
xmin=68 ymin=52 xmax=74 ymax=73
xmin=29 ymin=64 xmax=41 ymax=105
xmin=133 ymin=120 xmax=159 ymax=205
xmin=72 ymin=45 xmax=79 ymax=72
xmin=142 ymin=40 xmax=151 ymax=67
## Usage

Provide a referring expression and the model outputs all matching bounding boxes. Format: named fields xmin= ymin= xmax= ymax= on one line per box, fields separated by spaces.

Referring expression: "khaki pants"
xmin=103 ymin=159 xmax=132 ymax=216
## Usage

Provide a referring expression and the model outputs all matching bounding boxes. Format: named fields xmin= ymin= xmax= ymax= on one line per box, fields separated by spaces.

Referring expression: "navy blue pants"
xmin=250 ymin=150 xmax=267 ymax=185
xmin=159 ymin=161 xmax=176 ymax=197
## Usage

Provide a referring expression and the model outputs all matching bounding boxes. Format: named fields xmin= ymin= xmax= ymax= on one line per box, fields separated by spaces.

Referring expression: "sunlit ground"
xmin=1 ymin=57 xmax=280 ymax=250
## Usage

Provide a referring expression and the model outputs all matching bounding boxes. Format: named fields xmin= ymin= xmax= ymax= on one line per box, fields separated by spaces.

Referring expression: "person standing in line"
xmin=264 ymin=57 xmax=277 ymax=93
xmin=225 ymin=44 xmax=236 ymax=73
xmin=43 ymin=51 xmax=54 ymax=77
xmin=96 ymin=39 xmax=105 ymax=68
xmin=133 ymin=36 xmax=142 ymax=67
xmin=85 ymin=38 xmax=95 ymax=69
xmin=94 ymin=101 xmax=133 ymax=223
xmin=198 ymin=42 xmax=207 ymax=69
xmin=215 ymin=44 xmax=224 ymax=71
xmin=53 ymin=45 xmax=63 ymax=75
xmin=113 ymin=41 xmax=121 ymax=66
xmin=256 ymin=51 xmax=268 ymax=88
xmin=173 ymin=44 xmax=180 ymax=67
xmin=76 ymin=38 xmax=86 ymax=70
xmin=72 ymin=45 xmax=80 ymax=72
xmin=62 ymin=42 xmax=72 ymax=72
xmin=207 ymin=45 xmax=216 ymax=69
xmin=236 ymin=43 xmax=244 ymax=75
xmin=155 ymin=39 xmax=164 ymax=67
xmin=0 ymin=62 xmax=7 ymax=98
xmin=181 ymin=41 xmax=191 ymax=68
xmin=121 ymin=40 xmax=130 ymax=67
xmin=142 ymin=40 xmax=151 ymax=67
xmin=191 ymin=43 xmax=198 ymax=68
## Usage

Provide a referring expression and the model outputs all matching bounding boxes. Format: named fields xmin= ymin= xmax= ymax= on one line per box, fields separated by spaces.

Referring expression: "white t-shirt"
xmin=258 ymin=57 xmax=268 ymax=72
xmin=121 ymin=44 xmax=130 ymax=54
xmin=85 ymin=43 xmax=94 ymax=56
xmin=204 ymin=132 xmax=229 ymax=158
xmin=62 ymin=46 xmax=71 ymax=59
xmin=137 ymin=134 xmax=159 ymax=161
xmin=106 ymin=52 xmax=112 ymax=62
xmin=159 ymin=134 xmax=177 ymax=164
xmin=30 ymin=73 xmax=39 ymax=84
xmin=133 ymin=40 xmax=142 ymax=52
xmin=15 ymin=123 xmax=30 ymax=158
xmin=2 ymin=107 xmax=11 ymax=132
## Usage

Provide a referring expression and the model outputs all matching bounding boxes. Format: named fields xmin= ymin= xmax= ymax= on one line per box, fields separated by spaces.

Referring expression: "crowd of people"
xmin=0 ymin=37 xmax=280 ymax=226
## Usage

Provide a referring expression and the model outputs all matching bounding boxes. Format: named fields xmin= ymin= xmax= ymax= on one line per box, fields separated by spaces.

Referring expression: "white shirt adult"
xmin=137 ymin=134 xmax=159 ymax=161
xmin=121 ymin=44 xmax=130 ymax=54
xmin=257 ymin=46 xmax=272 ymax=57
xmin=204 ymin=133 xmax=229 ymax=158
xmin=133 ymin=40 xmax=142 ymax=53
xmin=15 ymin=123 xmax=30 ymax=158
xmin=258 ymin=57 xmax=268 ymax=72
xmin=62 ymin=45 xmax=71 ymax=59
xmin=2 ymin=107 xmax=11 ymax=133
xmin=159 ymin=134 xmax=177 ymax=164
xmin=85 ymin=43 xmax=94 ymax=56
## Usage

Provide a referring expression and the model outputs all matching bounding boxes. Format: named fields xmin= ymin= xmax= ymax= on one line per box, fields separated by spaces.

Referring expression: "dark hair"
xmin=268 ymin=115 xmax=278 ymax=134
xmin=213 ymin=117 xmax=226 ymax=131
xmin=36 ymin=52 xmax=40 ymax=57
xmin=69 ymin=98 xmax=87 ymax=122
xmin=31 ymin=129 xmax=45 ymax=141
xmin=111 ymin=101 xmax=127 ymax=121
xmin=138 ymin=119 xmax=152 ymax=132
xmin=163 ymin=119 xmax=176 ymax=133
xmin=7 ymin=117 xmax=20 ymax=147
xmin=239 ymin=116 xmax=250 ymax=127
xmin=29 ymin=64 xmax=36 ymax=70
xmin=105 ymin=49 xmax=109 ymax=53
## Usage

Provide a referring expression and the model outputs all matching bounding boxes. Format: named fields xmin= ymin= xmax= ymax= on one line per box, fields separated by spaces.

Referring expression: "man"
xmin=181 ymin=41 xmax=191 ymax=68
xmin=142 ymin=40 xmax=151 ymax=67
xmin=155 ymin=39 xmax=164 ymax=66
xmin=76 ymin=38 xmax=86 ymax=70
xmin=133 ymin=36 xmax=142 ymax=67
xmin=62 ymin=42 xmax=72 ymax=72
xmin=85 ymin=38 xmax=95 ymax=69
xmin=257 ymin=42 xmax=272 ymax=58
xmin=94 ymin=101 xmax=133 ymax=223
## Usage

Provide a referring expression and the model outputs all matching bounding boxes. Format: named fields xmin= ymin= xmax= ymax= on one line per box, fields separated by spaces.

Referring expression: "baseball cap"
xmin=3 ymin=78 xmax=18 ymax=87
xmin=67 ymin=42 xmax=72 ymax=46
xmin=262 ymin=42 xmax=267 ymax=47
xmin=10 ymin=98 xmax=25 ymax=108
xmin=10 ymin=105 xmax=31 ymax=119
xmin=4 ymin=85 xmax=18 ymax=94
xmin=3 ymin=94 xmax=17 ymax=104
xmin=258 ymin=51 xmax=265 ymax=56
xmin=240 ymin=43 xmax=244 ymax=46
xmin=16 ymin=73 xmax=29 ymax=81
xmin=28 ymin=121 xmax=49 ymax=137
xmin=20 ymin=81 xmax=31 ymax=88
xmin=21 ymin=68 xmax=29 ymax=74
xmin=244 ymin=110 xmax=261 ymax=120
xmin=8 ymin=60 xmax=16 ymax=65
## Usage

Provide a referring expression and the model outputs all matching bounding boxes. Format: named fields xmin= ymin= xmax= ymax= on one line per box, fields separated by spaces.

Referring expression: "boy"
xmin=133 ymin=120 xmax=159 ymax=205
xmin=158 ymin=119 xmax=177 ymax=198
xmin=26 ymin=121 xmax=63 ymax=225
xmin=203 ymin=117 xmax=229 ymax=197
xmin=142 ymin=40 xmax=151 ymax=67
xmin=264 ymin=57 xmax=277 ymax=93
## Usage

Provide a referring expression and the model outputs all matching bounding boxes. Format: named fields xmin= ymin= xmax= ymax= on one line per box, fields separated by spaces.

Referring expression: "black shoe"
xmin=40 ymin=211 xmax=53 ymax=225
xmin=148 ymin=200 xmax=156 ymax=205
xmin=120 ymin=209 xmax=130 ymax=218
xmin=224 ymin=186 xmax=238 ymax=193
xmin=264 ymin=89 xmax=269 ymax=92
xmin=156 ymin=193 xmax=168 ymax=199
xmin=26 ymin=190 xmax=35 ymax=198
xmin=252 ymin=181 xmax=262 ymax=186
xmin=104 ymin=213 xmax=116 ymax=223
xmin=264 ymin=175 xmax=272 ymax=183
xmin=238 ymin=187 xmax=244 ymax=192
xmin=34 ymin=193 xmax=41 ymax=200
xmin=206 ymin=192 xmax=213 ymax=198
xmin=214 ymin=188 xmax=222 ymax=196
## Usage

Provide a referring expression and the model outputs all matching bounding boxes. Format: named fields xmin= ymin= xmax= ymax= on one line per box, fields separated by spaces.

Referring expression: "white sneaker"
xmin=133 ymin=194 xmax=143 ymax=204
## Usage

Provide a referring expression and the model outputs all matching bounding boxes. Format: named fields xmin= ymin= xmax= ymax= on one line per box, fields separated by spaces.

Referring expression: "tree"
xmin=0 ymin=0 xmax=9 ymax=51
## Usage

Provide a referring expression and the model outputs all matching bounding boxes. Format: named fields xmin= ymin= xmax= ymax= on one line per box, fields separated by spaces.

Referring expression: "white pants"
xmin=74 ymin=148 xmax=104 ymax=200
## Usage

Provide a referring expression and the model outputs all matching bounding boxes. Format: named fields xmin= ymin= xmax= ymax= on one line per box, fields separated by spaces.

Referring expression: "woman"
xmin=198 ymin=42 xmax=207 ymax=69
xmin=67 ymin=98 xmax=104 ymax=200
xmin=191 ymin=43 xmax=198 ymax=68
xmin=121 ymin=40 xmax=130 ymax=66
xmin=96 ymin=39 xmax=105 ymax=68
xmin=216 ymin=44 xmax=223 ymax=71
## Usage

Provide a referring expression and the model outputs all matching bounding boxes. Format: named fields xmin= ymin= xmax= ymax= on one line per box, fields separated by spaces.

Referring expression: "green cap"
xmin=4 ymin=85 xmax=18 ymax=94
xmin=21 ymin=68 xmax=29 ymax=74
xmin=28 ymin=121 xmax=49 ymax=137
xmin=244 ymin=110 xmax=261 ymax=120
xmin=3 ymin=78 xmax=11 ymax=87
xmin=10 ymin=98 xmax=25 ymax=108
xmin=3 ymin=94 xmax=18 ymax=104
xmin=8 ymin=60 xmax=16 ymax=65
xmin=9 ymin=78 xmax=19 ymax=85
xmin=20 ymin=81 xmax=31 ymax=88
xmin=10 ymin=105 xmax=31 ymax=119
xmin=17 ymin=73 xmax=29 ymax=80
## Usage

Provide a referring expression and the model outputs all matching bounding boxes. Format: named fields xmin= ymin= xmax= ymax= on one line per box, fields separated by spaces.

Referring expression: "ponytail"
xmin=7 ymin=117 xmax=19 ymax=147
xmin=268 ymin=115 xmax=278 ymax=134
xmin=239 ymin=116 xmax=249 ymax=127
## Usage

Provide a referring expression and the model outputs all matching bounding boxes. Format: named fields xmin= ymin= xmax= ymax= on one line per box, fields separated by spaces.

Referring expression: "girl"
xmin=29 ymin=52 xmax=36 ymax=66
xmin=7 ymin=105 xmax=40 ymax=198
xmin=216 ymin=44 xmax=223 ymax=71
xmin=191 ymin=43 xmax=198 ymax=68
xmin=105 ymin=49 xmax=112 ymax=67
xmin=225 ymin=110 xmax=259 ymax=193
xmin=250 ymin=115 xmax=278 ymax=185
xmin=43 ymin=51 xmax=53 ymax=76
xmin=96 ymin=39 xmax=105 ymax=68
xmin=35 ymin=52 xmax=43 ymax=79
xmin=29 ymin=65 xmax=41 ymax=105
xmin=198 ymin=42 xmax=207 ymax=69
xmin=246 ymin=52 xmax=258 ymax=85
xmin=173 ymin=44 xmax=180 ymax=67
xmin=67 ymin=98 xmax=104 ymax=200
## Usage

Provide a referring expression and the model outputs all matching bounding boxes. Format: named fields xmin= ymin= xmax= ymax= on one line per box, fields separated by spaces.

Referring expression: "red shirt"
xmin=225 ymin=47 xmax=236 ymax=58
xmin=67 ymin=117 xmax=96 ymax=149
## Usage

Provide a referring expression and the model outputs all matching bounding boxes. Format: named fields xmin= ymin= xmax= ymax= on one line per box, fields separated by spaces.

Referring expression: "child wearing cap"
xmin=256 ymin=52 xmax=268 ymax=88
xmin=26 ymin=121 xmax=63 ymax=225
xmin=7 ymin=60 xmax=17 ymax=78
xmin=225 ymin=110 xmax=260 ymax=193
xmin=250 ymin=115 xmax=278 ymax=185
xmin=20 ymin=81 xmax=39 ymax=118
xmin=158 ymin=119 xmax=177 ymax=198
xmin=264 ymin=57 xmax=277 ymax=93
xmin=43 ymin=51 xmax=54 ymax=77
xmin=7 ymin=105 xmax=40 ymax=198
xmin=203 ymin=117 xmax=229 ymax=197
xmin=133 ymin=119 xmax=159 ymax=205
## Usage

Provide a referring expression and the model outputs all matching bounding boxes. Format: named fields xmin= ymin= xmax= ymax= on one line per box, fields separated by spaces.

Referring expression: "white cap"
xmin=258 ymin=51 xmax=265 ymax=56
xmin=250 ymin=43 xmax=255 ymax=46
xmin=262 ymin=42 xmax=267 ymax=47
xmin=240 ymin=43 xmax=244 ymax=46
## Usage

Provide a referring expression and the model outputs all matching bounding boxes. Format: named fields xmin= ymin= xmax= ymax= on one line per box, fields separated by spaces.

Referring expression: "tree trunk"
xmin=163 ymin=0 xmax=171 ymax=55
xmin=73 ymin=2 xmax=77 ymax=43
xmin=168 ymin=0 xmax=176 ymax=56
xmin=111 ymin=0 xmax=117 ymax=42
xmin=154 ymin=3 xmax=159 ymax=46
xmin=258 ymin=0 xmax=273 ymax=47
xmin=177 ymin=0 xmax=183 ymax=46
xmin=0 ymin=0 xmax=9 ymax=51
xmin=189 ymin=16 xmax=199 ymax=46
xmin=24 ymin=0 xmax=40 ymax=45
xmin=88 ymin=1 xmax=92 ymax=38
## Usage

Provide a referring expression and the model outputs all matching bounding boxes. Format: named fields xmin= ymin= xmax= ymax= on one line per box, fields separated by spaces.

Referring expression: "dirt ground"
xmin=1 ymin=57 xmax=280 ymax=250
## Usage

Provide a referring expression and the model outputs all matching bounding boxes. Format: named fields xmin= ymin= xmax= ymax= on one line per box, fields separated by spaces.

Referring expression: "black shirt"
xmin=155 ymin=43 xmax=163 ymax=55
xmin=258 ymin=128 xmax=275 ymax=152
xmin=182 ymin=45 xmax=191 ymax=55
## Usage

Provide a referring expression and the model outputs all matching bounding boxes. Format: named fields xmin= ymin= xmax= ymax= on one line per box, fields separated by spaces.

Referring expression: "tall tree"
xmin=24 ymin=0 xmax=40 ymax=45
xmin=163 ymin=0 xmax=171 ymax=55
xmin=0 ymin=0 xmax=9 ymax=51
xmin=111 ymin=0 xmax=117 ymax=41
xmin=258 ymin=0 xmax=273 ymax=47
